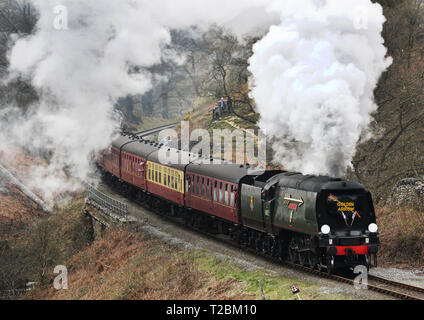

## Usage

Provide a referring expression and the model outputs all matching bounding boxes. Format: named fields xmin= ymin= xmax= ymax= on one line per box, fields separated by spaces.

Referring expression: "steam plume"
xmin=0 ymin=0 xmax=272 ymax=203
xmin=248 ymin=0 xmax=392 ymax=177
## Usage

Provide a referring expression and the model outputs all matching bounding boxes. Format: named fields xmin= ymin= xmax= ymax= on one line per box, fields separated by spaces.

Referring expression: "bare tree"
xmin=0 ymin=0 xmax=38 ymax=110
xmin=349 ymin=0 xmax=424 ymax=203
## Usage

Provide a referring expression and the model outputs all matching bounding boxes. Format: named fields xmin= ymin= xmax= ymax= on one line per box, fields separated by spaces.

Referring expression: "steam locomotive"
xmin=98 ymin=132 xmax=379 ymax=274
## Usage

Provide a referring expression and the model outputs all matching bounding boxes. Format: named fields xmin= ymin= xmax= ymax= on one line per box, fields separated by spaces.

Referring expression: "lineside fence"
xmin=0 ymin=289 xmax=27 ymax=299
xmin=87 ymin=185 xmax=128 ymax=218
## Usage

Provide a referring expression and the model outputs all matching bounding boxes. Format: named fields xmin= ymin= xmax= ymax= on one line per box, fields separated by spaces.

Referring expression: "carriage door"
xmin=207 ymin=178 xmax=213 ymax=211
xmin=185 ymin=174 xmax=192 ymax=206
xmin=137 ymin=160 xmax=146 ymax=188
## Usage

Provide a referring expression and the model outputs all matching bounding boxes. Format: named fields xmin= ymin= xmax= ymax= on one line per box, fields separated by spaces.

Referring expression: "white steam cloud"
xmin=0 ymin=0 xmax=390 ymax=205
xmin=0 ymin=0 xmax=273 ymax=203
xmin=248 ymin=0 xmax=392 ymax=177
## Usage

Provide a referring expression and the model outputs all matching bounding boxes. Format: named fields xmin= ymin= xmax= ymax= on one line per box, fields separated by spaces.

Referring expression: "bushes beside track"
xmin=376 ymin=206 xmax=424 ymax=267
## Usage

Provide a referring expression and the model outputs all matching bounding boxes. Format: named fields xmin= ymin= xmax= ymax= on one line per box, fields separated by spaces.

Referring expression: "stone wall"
xmin=387 ymin=178 xmax=424 ymax=208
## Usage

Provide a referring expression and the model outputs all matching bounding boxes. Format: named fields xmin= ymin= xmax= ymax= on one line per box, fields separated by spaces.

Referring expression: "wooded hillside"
xmin=0 ymin=0 xmax=422 ymax=204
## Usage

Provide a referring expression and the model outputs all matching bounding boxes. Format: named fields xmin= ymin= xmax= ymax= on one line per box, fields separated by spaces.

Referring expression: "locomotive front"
xmin=316 ymin=181 xmax=379 ymax=273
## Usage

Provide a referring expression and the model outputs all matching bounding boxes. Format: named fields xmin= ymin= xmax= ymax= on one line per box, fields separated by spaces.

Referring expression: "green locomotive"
xmin=240 ymin=172 xmax=379 ymax=273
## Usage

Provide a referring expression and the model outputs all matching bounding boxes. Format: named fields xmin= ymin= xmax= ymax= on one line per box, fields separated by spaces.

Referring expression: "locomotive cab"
xmin=317 ymin=181 xmax=379 ymax=272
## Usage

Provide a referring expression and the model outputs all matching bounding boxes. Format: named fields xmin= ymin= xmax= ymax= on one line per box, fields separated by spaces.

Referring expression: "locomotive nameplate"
xmin=337 ymin=202 xmax=355 ymax=212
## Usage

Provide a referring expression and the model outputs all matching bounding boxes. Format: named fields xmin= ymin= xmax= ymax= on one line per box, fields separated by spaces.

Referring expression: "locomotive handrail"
xmin=87 ymin=184 xmax=128 ymax=217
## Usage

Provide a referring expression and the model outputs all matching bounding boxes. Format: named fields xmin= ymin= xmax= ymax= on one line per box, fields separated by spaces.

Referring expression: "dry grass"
xmin=28 ymin=229 xmax=252 ymax=300
xmin=0 ymin=184 xmax=46 ymax=225
xmin=0 ymin=146 xmax=47 ymax=226
xmin=376 ymin=206 xmax=424 ymax=268
xmin=26 ymin=225 xmax=350 ymax=300
xmin=0 ymin=145 xmax=45 ymax=178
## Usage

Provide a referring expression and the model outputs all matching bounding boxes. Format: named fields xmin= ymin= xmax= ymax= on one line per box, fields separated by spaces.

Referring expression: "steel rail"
xmin=133 ymin=122 xmax=178 ymax=137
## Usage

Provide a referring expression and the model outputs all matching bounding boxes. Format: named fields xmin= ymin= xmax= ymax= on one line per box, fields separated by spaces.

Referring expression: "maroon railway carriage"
xmin=99 ymin=135 xmax=159 ymax=190
xmin=185 ymin=161 xmax=251 ymax=224
xmin=99 ymin=135 xmax=129 ymax=177
xmin=121 ymin=139 xmax=158 ymax=190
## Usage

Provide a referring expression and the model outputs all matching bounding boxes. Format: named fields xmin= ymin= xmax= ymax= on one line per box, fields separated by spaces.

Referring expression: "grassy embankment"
xmin=28 ymin=203 xmax=348 ymax=300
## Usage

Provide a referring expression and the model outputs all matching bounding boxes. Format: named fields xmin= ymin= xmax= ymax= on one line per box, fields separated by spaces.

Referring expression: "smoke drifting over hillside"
xmin=248 ymin=0 xmax=392 ymax=177
xmin=0 ymin=0 xmax=390 ymax=204
xmin=0 ymin=0 xmax=273 ymax=203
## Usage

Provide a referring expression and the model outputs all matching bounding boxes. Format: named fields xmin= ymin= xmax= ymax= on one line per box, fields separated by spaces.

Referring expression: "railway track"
xmin=133 ymin=122 xmax=178 ymax=137
xmin=281 ymin=262 xmax=424 ymax=300
xmin=367 ymin=274 xmax=424 ymax=300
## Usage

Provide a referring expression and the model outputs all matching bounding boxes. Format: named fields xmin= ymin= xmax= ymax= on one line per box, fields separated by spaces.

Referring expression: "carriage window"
xmin=230 ymin=185 xmax=235 ymax=207
xmin=167 ymin=169 xmax=170 ymax=187
xmin=171 ymin=171 xmax=174 ymax=190
xmin=206 ymin=179 xmax=210 ymax=199
xmin=213 ymin=181 xmax=217 ymax=201
xmin=201 ymin=178 xmax=205 ymax=197
xmin=190 ymin=175 xmax=194 ymax=194
xmin=225 ymin=184 xmax=229 ymax=205
xmin=219 ymin=182 xmax=223 ymax=203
